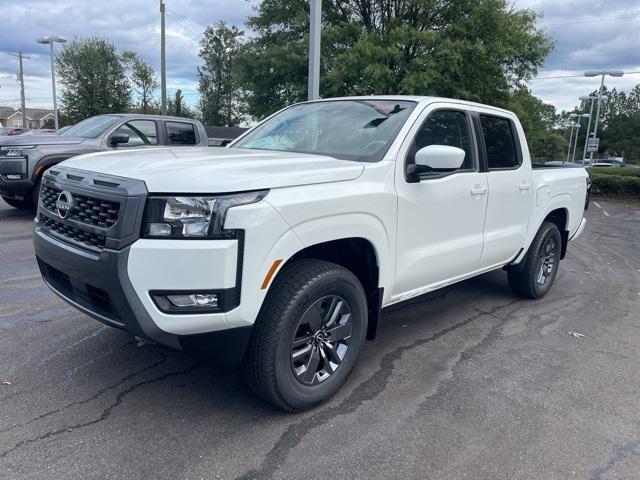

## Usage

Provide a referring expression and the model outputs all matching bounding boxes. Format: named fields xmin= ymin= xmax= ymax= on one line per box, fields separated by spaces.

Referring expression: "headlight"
xmin=142 ymin=191 xmax=268 ymax=239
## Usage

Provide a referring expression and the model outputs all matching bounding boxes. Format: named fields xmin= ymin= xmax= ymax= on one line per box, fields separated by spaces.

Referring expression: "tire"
xmin=1 ymin=195 xmax=33 ymax=210
xmin=242 ymin=259 xmax=368 ymax=411
xmin=508 ymin=221 xmax=562 ymax=299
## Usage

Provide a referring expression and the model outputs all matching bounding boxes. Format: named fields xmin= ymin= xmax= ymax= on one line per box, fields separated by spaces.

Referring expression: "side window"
xmin=112 ymin=120 xmax=158 ymax=146
xmin=166 ymin=122 xmax=197 ymax=145
xmin=412 ymin=110 xmax=472 ymax=170
xmin=480 ymin=115 xmax=519 ymax=169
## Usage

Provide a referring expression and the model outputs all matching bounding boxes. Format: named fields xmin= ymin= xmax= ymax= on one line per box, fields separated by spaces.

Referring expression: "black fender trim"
xmin=366 ymin=287 xmax=383 ymax=340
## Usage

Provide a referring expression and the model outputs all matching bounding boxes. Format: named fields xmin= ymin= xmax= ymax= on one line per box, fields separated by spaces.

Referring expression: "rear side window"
xmin=480 ymin=115 xmax=519 ymax=169
xmin=166 ymin=122 xmax=197 ymax=145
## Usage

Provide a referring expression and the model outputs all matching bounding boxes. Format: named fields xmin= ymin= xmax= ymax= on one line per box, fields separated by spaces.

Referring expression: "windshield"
xmin=60 ymin=115 xmax=121 ymax=138
xmin=235 ymin=100 xmax=416 ymax=161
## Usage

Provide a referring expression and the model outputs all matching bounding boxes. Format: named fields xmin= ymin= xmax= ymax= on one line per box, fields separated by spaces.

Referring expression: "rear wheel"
xmin=242 ymin=259 xmax=367 ymax=411
xmin=508 ymin=221 xmax=562 ymax=299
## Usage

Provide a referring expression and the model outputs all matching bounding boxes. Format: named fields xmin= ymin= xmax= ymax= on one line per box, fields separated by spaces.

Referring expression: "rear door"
xmin=393 ymin=105 xmax=488 ymax=298
xmin=474 ymin=112 xmax=533 ymax=268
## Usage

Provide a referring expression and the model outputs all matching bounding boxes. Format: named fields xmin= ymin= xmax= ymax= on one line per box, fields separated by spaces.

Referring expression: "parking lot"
xmin=1 ymin=197 xmax=639 ymax=480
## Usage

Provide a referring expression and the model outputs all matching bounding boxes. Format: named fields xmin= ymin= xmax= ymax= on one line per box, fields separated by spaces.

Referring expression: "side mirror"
xmin=415 ymin=145 xmax=465 ymax=170
xmin=109 ymin=133 xmax=130 ymax=147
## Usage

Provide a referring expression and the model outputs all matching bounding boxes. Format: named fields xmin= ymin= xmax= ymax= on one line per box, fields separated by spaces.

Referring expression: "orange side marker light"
xmin=261 ymin=259 xmax=283 ymax=290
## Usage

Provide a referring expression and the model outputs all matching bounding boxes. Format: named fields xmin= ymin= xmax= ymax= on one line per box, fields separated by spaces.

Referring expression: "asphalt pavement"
xmin=1 ymin=197 xmax=639 ymax=480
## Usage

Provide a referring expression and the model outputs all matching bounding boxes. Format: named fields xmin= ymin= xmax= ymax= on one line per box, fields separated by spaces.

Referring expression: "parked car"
xmin=0 ymin=127 xmax=29 ymax=136
xmin=33 ymin=96 xmax=589 ymax=411
xmin=591 ymin=161 xmax=620 ymax=168
xmin=56 ymin=125 xmax=72 ymax=135
xmin=0 ymin=114 xmax=209 ymax=209
xmin=206 ymin=126 xmax=248 ymax=146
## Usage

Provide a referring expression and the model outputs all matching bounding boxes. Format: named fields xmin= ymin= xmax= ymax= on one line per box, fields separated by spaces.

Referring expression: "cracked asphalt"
xmin=1 ymin=197 xmax=639 ymax=480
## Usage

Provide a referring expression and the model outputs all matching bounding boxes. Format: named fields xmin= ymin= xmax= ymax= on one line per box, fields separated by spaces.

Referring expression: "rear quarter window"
xmin=166 ymin=122 xmax=197 ymax=145
xmin=480 ymin=114 xmax=520 ymax=170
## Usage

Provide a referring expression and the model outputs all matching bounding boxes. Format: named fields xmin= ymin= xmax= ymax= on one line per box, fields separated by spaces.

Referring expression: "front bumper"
xmin=0 ymin=157 xmax=32 ymax=197
xmin=34 ymin=207 xmax=252 ymax=367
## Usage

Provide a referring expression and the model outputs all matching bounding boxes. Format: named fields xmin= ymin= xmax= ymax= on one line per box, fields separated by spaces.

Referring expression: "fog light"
xmin=148 ymin=223 xmax=172 ymax=236
xmin=167 ymin=293 xmax=218 ymax=308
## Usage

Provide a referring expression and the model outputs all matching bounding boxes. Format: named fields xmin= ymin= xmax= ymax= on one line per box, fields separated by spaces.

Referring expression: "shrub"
xmin=590 ymin=173 xmax=640 ymax=197
xmin=586 ymin=167 xmax=640 ymax=177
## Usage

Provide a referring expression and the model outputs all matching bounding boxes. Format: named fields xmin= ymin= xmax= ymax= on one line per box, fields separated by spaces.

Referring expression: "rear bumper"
xmin=34 ymin=224 xmax=252 ymax=366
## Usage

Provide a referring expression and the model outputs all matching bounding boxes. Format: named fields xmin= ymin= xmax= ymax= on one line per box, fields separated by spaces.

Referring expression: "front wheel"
xmin=508 ymin=221 xmax=562 ymax=299
xmin=242 ymin=259 xmax=368 ymax=411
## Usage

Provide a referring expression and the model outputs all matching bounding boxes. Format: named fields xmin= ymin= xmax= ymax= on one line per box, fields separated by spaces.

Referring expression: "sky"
xmin=0 ymin=0 xmax=639 ymax=116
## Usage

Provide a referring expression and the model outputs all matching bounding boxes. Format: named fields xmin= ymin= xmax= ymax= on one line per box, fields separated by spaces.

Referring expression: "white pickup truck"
xmin=33 ymin=96 xmax=588 ymax=410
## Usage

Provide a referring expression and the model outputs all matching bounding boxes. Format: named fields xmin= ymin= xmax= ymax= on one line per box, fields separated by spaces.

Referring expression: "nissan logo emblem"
xmin=55 ymin=190 xmax=74 ymax=219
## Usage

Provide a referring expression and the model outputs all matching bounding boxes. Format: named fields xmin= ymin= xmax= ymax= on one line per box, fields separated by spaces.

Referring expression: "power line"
xmin=531 ymin=71 xmax=640 ymax=80
xmin=541 ymin=14 xmax=640 ymax=27
xmin=165 ymin=12 xmax=203 ymax=43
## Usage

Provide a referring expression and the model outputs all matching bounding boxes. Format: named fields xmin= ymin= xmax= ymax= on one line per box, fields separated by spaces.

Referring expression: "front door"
xmin=393 ymin=106 xmax=488 ymax=300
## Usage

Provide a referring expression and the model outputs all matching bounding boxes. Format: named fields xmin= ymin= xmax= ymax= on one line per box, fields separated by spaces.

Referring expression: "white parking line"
xmin=593 ymin=201 xmax=610 ymax=216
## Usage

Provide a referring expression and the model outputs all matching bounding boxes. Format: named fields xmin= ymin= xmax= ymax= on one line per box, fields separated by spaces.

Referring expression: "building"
xmin=0 ymin=107 xmax=55 ymax=128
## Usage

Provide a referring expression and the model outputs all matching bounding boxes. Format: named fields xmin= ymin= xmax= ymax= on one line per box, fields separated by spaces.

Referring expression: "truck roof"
xmin=306 ymin=95 xmax=515 ymax=116
xmin=102 ymin=113 xmax=201 ymax=122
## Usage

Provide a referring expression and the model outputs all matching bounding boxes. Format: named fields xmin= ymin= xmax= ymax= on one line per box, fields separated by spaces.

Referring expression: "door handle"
xmin=519 ymin=182 xmax=531 ymax=192
xmin=470 ymin=185 xmax=487 ymax=196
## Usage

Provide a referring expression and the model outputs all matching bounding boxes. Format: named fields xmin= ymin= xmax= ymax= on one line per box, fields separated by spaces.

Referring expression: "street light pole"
xmin=36 ymin=36 xmax=66 ymax=130
xmin=566 ymin=115 xmax=577 ymax=162
xmin=308 ymin=0 xmax=322 ymax=100
xmin=584 ymin=70 xmax=624 ymax=162
xmin=160 ymin=0 xmax=167 ymax=115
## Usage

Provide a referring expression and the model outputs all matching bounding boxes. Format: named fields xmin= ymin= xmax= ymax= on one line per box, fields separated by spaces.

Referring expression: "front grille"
xmin=40 ymin=215 xmax=106 ymax=250
xmin=41 ymin=184 xmax=120 ymax=228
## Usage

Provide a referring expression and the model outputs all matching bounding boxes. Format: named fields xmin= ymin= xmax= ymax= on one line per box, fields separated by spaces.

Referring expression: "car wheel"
xmin=242 ymin=259 xmax=367 ymax=411
xmin=508 ymin=221 xmax=562 ymax=299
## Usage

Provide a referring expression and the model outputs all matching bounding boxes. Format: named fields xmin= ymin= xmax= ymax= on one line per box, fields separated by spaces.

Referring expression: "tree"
xmin=167 ymin=89 xmax=197 ymax=118
xmin=510 ymin=87 xmax=566 ymax=161
xmin=197 ymin=21 xmax=245 ymax=126
xmin=56 ymin=37 xmax=132 ymax=121
xmin=238 ymin=0 xmax=554 ymax=118
xmin=125 ymin=53 xmax=159 ymax=114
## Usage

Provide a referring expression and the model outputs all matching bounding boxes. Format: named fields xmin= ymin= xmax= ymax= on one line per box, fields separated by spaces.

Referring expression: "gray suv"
xmin=0 ymin=114 xmax=209 ymax=209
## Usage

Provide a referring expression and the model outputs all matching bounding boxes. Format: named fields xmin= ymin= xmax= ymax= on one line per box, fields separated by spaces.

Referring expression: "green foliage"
xmin=589 ymin=173 xmax=640 ymax=197
xmin=167 ymin=89 xmax=197 ymax=118
xmin=198 ymin=21 xmax=245 ymax=126
xmin=126 ymin=53 xmax=159 ymax=114
xmin=586 ymin=167 xmax=640 ymax=177
xmin=509 ymin=88 xmax=566 ymax=161
xmin=600 ymin=112 xmax=640 ymax=164
xmin=56 ymin=37 xmax=132 ymax=122
xmin=238 ymin=0 xmax=554 ymax=119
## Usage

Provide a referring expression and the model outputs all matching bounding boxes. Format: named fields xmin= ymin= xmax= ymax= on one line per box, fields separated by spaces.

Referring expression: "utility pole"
xmin=160 ymin=0 xmax=167 ymax=115
xmin=9 ymin=52 xmax=29 ymax=128
xmin=566 ymin=120 xmax=575 ymax=162
xmin=308 ymin=0 xmax=322 ymax=100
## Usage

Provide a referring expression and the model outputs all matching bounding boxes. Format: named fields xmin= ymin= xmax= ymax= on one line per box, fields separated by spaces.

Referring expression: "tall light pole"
xmin=308 ymin=0 xmax=322 ymax=100
xmin=579 ymin=94 xmax=606 ymax=163
xmin=572 ymin=114 xmax=589 ymax=162
xmin=36 ymin=36 xmax=66 ymax=130
xmin=160 ymin=0 xmax=167 ymax=115
xmin=566 ymin=114 xmax=578 ymax=162
xmin=584 ymin=70 xmax=624 ymax=161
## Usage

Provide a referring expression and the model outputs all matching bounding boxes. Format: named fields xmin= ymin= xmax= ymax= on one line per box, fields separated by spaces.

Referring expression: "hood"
xmin=60 ymin=147 xmax=365 ymax=192
xmin=0 ymin=135 xmax=86 ymax=146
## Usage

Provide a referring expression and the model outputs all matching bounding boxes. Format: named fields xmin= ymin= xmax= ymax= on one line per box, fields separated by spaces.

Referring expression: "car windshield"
xmin=235 ymin=100 xmax=416 ymax=161
xmin=59 ymin=115 xmax=121 ymax=138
